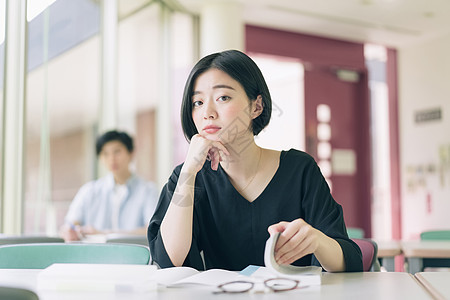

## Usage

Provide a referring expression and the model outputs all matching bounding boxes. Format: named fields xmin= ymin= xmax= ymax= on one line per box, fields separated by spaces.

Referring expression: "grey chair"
xmin=0 ymin=286 xmax=39 ymax=300
xmin=0 ymin=235 xmax=64 ymax=245
xmin=105 ymin=234 xmax=149 ymax=247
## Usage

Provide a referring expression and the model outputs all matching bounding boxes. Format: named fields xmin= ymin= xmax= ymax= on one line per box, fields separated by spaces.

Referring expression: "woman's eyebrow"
xmin=192 ymin=84 xmax=235 ymax=96
xmin=213 ymin=84 xmax=235 ymax=90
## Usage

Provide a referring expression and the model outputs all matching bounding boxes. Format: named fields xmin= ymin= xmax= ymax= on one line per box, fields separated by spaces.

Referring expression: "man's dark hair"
xmin=95 ymin=130 xmax=134 ymax=155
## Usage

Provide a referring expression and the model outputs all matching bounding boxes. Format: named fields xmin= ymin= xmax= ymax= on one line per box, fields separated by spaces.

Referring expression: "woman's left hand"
xmin=268 ymin=218 xmax=322 ymax=265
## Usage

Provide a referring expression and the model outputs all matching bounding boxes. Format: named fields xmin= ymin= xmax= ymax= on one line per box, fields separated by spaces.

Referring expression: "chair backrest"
xmin=420 ymin=230 xmax=450 ymax=271
xmin=0 ymin=243 xmax=150 ymax=269
xmin=0 ymin=235 xmax=64 ymax=245
xmin=420 ymin=230 xmax=450 ymax=241
xmin=352 ymin=238 xmax=378 ymax=272
xmin=105 ymin=234 xmax=149 ymax=247
xmin=347 ymin=227 xmax=365 ymax=239
xmin=0 ymin=286 xmax=39 ymax=300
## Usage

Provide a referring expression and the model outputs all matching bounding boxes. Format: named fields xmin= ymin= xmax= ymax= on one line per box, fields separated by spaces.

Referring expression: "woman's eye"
xmin=192 ymin=100 xmax=203 ymax=107
xmin=217 ymin=96 xmax=230 ymax=102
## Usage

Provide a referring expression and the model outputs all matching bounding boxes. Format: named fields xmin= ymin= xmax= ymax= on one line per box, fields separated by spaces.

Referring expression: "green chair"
xmin=347 ymin=227 xmax=365 ymax=239
xmin=0 ymin=235 xmax=64 ymax=245
xmin=420 ymin=230 xmax=450 ymax=241
xmin=0 ymin=286 xmax=39 ymax=300
xmin=0 ymin=243 xmax=150 ymax=269
xmin=420 ymin=230 xmax=450 ymax=271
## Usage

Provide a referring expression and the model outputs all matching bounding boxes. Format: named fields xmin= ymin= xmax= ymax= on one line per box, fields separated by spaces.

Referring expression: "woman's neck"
xmin=220 ymin=142 xmax=262 ymax=180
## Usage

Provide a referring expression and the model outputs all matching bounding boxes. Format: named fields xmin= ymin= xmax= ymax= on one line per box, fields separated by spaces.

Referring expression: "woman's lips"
xmin=203 ymin=125 xmax=221 ymax=134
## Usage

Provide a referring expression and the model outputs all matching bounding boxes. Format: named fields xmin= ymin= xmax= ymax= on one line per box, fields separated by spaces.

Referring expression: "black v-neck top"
xmin=148 ymin=149 xmax=362 ymax=272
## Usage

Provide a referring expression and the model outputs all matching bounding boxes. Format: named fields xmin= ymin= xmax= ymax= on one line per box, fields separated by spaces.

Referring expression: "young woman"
xmin=148 ymin=50 xmax=362 ymax=272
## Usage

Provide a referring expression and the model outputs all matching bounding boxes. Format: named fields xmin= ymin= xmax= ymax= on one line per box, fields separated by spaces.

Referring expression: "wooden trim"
xmin=415 ymin=273 xmax=446 ymax=300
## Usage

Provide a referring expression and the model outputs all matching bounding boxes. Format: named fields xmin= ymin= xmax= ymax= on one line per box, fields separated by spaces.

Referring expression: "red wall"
xmin=246 ymin=25 xmax=366 ymax=69
xmin=246 ymin=25 xmax=372 ymax=236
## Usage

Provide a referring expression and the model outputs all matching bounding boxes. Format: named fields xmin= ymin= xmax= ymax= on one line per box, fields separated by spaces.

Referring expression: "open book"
xmin=153 ymin=267 xmax=240 ymax=287
xmin=261 ymin=232 xmax=322 ymax=285
xmin=155 ymin=232 xmax=321 ymax=287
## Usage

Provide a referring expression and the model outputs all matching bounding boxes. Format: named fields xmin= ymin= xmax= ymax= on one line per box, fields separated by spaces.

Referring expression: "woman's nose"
xmin=203 ymin=101 xmax=217 ymax=119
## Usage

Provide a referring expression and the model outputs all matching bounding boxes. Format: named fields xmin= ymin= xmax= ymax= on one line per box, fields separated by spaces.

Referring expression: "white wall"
xmin=251 ymin=54 xmax=305 ymax=152
xmin=399 ymin=33 xmax=450 ymax=240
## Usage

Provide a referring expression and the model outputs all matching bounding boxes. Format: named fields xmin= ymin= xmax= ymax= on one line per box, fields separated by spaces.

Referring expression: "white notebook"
xmin=37 ymin=263 xmax=158 ymax=292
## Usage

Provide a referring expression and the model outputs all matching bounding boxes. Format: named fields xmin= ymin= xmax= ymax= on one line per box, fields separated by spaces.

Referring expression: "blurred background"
xmin=1 ymin=0 xmax=449 ymax=243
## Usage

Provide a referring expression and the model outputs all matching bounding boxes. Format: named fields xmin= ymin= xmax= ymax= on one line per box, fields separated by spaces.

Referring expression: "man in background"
xmin=60 ymin=130 xmax=159 ymax=241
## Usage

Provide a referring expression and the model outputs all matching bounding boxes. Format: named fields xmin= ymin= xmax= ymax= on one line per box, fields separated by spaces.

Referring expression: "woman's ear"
xmin=251 ymin=95 xmax=264 ymax=119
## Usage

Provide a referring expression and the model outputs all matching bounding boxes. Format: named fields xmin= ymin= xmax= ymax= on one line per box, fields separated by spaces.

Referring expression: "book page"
xmin=153 ymin=266 xmax=200 ymax=286
xmin=169 ymin=269 xmax=240 ymax=287
xmin=264 ymin=233 xmax=322 ymax=284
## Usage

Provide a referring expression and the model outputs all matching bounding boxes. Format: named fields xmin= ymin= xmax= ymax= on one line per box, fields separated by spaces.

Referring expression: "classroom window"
xmin=24 ymin=0 xmax=101 ymax=234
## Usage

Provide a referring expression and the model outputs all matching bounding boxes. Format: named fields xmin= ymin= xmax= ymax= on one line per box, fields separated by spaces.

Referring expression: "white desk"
xmin=0 ymin=269 xmax=432 ymax=300
xmin=415 ymin=272 xmax=450 ymax=300
xmin=375 ymin=240 xmax=402 ymax=272
xmin=402 ymin=241 xmax=450 ymax=274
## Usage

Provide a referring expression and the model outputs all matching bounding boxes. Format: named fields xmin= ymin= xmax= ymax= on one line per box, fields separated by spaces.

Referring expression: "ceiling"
xmin=129 ymin=0 xmax=450 ymax=49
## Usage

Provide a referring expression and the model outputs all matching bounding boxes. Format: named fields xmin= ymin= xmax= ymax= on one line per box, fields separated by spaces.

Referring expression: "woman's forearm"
xmin=314 ymin=232 xmax=346 ymax=272
xmin=160 ymin=170 xmax=196 ymax=266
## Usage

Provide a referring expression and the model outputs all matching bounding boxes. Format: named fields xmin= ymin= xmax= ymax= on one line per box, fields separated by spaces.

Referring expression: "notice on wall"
xmin=331 ymin=149 xmax=357 ymax=175
xmin=405 ymin=144 xmax=450 ymax=193
xmin=415 ymin=107 xmax=442 ymax=123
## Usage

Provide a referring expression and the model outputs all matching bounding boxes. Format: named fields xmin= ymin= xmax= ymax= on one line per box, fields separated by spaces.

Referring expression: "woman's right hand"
xmin=161 ymin=134 xmax=229 ymax=266
xmin=183 ymin=134 xmax=230 ymax=173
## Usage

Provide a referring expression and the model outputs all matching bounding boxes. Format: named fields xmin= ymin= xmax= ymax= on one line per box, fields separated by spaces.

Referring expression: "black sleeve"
xmin=301 ymin=155 xmax=363 ymax=272
xmin=147 ymin=165 xmax=204 ymax=270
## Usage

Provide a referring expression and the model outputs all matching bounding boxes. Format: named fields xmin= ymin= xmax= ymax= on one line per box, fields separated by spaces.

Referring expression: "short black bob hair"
xmin=95 ymin=130 xmax=134 ymax=155
xmin=181 ymin=49 xmax=272 ymax=142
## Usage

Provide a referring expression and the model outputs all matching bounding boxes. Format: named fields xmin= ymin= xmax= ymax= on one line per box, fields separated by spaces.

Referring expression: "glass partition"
xmin=24 ymin=0 xmax=101 ymax=234
xmin=0 ymin=0 xmax=5 ymax=214
xmin=117 ymin=4 xmax=160 ymax=182
xmin=170 ymin=11 xmax=196 ymax=166
xmin=23 ymin=0 xmax=196 ymax=234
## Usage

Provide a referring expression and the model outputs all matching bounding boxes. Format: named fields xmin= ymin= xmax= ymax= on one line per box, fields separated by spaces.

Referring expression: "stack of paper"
xmin=37 ymin=264 xmax=157 ymax=292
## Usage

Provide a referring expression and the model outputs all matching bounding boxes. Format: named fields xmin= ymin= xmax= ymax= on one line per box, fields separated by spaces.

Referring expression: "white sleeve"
xmin=64 ymin=182 xmax=94 ymax=225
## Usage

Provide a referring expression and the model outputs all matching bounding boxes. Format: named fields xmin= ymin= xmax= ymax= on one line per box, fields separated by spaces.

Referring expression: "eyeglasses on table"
xmin=214 ymin=278 xmax=300 ymax=294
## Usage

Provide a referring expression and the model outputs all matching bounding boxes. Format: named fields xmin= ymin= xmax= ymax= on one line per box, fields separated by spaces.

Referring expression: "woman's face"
xmin=191 ymin=68 xmax=261 ymax=147
xmin=99 ymin=140 xmax=132 ymax=176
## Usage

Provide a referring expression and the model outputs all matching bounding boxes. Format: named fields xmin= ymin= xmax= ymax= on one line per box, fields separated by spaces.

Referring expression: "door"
xmin=305 ymin=65 xmax=371 ymax=236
